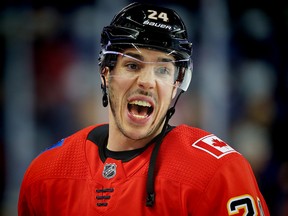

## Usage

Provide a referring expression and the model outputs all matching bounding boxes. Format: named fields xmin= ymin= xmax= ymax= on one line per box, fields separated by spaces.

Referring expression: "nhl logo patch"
xmin=192 ymin=134 xmax=237 ymax=159
xmin=102 ymin=163 xmax=117 ymax=179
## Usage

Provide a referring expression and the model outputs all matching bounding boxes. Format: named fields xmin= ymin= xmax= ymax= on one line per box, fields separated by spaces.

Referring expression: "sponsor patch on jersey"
xmin=192 ymin=134 xmax=236 ymax=159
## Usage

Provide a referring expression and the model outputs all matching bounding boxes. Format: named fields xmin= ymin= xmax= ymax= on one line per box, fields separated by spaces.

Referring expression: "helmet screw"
xmin=143 ymin=37 xmax=150 ymax=43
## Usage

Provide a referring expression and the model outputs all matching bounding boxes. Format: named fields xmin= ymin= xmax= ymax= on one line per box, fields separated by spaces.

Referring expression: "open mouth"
xmin=128 ymin=100 xmax=154 ymax=119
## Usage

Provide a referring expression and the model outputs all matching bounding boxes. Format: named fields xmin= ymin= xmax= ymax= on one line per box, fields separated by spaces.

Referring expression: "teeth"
xmin=129 ymin=100 xmax=151 ymax=107
xmin=132 ymin=114 xmax=147 ymax=119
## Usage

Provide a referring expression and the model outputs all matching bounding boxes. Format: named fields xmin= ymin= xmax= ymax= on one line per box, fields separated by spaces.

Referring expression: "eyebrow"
xmin=123 ymin=52 xmax=175 ymax=63
xmin=124 ymin=52 xmax=144 ymax=61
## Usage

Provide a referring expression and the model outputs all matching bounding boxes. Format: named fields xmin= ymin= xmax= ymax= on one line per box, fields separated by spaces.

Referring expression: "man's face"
xmin=104 ymin=48 xmax=178 ymax=141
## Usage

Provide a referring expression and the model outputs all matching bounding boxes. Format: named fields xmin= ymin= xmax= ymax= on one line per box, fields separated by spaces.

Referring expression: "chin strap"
xmin=146 ymin=90 xmax=184 ymax=207
xmin=101 ymin=75 xmax=108 ymax=107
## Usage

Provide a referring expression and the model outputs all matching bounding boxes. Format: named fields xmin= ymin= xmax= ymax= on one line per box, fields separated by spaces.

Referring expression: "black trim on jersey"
xmin=87 ymin=124 xmax=108 ymax=162
xmin=87 ymin=124 xmax=174 ymax=163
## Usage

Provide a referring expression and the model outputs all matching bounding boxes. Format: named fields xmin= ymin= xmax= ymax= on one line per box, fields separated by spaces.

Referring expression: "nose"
xmin=137 ymin=66 xmax=156 ymax=89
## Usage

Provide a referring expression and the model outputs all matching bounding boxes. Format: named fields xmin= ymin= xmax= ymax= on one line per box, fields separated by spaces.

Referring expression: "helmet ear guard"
xmin=176 ymin=61 xmax=192 ymax=91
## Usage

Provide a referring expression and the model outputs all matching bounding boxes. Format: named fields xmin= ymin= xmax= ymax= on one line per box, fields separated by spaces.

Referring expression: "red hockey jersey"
xmin=18 ymin=124 xmax=270 ymax=215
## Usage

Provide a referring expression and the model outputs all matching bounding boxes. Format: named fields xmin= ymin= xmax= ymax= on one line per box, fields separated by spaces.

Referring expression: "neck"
xmin=106 ymin=123 xmax=161 ymax=151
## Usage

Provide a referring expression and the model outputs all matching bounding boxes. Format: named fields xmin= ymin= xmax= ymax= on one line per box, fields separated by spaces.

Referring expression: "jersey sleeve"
xmin=18 ymin=168 xmax=38 ymax=216
xmin=193 ymin=156 xmax=270 ymax=215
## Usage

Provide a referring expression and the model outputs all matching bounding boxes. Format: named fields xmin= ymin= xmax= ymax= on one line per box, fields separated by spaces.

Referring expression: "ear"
xmin=171 ymin=83 xmax=178 ymax=99
xmin=101 ymin=67 xmax=110 ymax=87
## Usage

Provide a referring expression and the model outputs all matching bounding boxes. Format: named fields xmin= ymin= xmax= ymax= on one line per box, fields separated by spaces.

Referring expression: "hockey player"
xmin=18 ymin=2 xmax=270 ymax=215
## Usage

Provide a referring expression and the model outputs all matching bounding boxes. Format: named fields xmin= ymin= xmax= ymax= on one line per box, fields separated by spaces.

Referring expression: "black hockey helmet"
xmin=99 ymin=2 xmax=193 ymax=91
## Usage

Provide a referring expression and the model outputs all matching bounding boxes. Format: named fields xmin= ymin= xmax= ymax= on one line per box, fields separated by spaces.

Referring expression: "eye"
xmin=125 ymin=62 xmax=141 ymax=71
xmin=155 ymin=67 xmax=171 ymax=76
